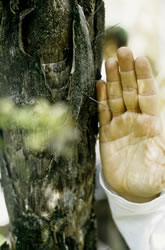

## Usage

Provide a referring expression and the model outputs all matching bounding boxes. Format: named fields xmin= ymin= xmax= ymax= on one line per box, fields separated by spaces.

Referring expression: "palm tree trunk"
xmin=0 ymin=0 xmax=104 ymax=249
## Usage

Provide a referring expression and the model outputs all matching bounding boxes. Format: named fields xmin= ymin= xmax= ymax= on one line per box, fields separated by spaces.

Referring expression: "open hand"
xmin=97 ymin=47 xmax=165 ymax=203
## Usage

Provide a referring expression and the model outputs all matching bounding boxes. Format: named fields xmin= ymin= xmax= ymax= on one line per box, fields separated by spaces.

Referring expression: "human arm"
xmin=97 ymin=47 xmax=165 ymax=249
xmin=100 ymin=172 xmax=165 ymax=250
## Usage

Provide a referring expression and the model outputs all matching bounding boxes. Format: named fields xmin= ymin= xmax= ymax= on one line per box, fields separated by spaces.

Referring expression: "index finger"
xmin=96 ymin=80 xmax=112 ymax=126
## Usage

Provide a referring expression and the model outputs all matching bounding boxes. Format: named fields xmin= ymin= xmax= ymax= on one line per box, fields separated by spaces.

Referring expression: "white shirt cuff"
xmin=99 ymin=171 xmax=165 ymax=250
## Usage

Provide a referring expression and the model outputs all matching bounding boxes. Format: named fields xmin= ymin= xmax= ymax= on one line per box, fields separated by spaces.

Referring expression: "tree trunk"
xmin=0 ymin=0 xmax=104 ymax=249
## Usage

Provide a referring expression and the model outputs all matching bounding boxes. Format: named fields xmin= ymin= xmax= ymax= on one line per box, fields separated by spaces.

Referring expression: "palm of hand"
xmin=97 ymin=48 xmax=165 ymax=202
xmin=100 ymin=112 xmax=164 ymax=202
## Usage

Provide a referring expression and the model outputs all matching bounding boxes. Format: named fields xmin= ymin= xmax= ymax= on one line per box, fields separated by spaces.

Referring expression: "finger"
xmin=96 ymin=80 xmax=111 ymax=126
xmin=135 ymin=57 xmax=159 ymax=116
xmin=105 ymin=58 xmax=125 ymax=117
xmin=117 ymin=47 xmax=139 ymax=112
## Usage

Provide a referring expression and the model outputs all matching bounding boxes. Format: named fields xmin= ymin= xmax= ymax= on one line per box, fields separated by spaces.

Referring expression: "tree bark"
xmin=0 ymin=0 xmax=104 ymax=249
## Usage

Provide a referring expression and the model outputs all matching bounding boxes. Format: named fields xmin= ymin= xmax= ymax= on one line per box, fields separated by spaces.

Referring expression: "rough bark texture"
xmin=0 ymin=0 xmax=104 ymax=249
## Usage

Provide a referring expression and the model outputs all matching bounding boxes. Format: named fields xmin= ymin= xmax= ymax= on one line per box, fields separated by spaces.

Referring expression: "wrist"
xmin=117 ymin=192 xmax=160 ymax=203
xmin=102 ymin=171 xmax=161 ymax=203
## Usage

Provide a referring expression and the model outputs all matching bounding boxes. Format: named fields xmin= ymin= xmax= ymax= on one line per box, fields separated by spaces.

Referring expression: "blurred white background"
xmin=104 ymin=0 xmax=165 ymax=85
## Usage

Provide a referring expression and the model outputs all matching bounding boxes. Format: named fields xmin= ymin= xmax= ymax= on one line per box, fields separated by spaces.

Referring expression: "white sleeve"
xmin=100 ymin=172 xmax=165 ymax=250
